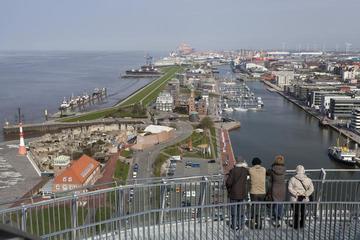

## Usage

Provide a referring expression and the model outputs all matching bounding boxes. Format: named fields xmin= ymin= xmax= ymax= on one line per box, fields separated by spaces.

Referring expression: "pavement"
xmin=0 ymin=141 xmax=42 ymax=206
xmin=132 ymin=120 xmax=193 ymax=180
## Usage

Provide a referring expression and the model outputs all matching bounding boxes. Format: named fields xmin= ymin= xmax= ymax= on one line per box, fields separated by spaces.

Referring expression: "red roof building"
xmin=52 ymin=155 xmax=101 ymax=193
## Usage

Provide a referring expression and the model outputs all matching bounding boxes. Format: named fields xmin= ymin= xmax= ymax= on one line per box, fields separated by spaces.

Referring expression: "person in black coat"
xmin=226 ymin=157 xmax=249 ymax=230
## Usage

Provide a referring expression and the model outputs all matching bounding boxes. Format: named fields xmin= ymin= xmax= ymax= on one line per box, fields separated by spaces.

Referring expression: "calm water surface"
xmin=227 ymin=80 xmax=359 ymax=177
xmin=0 ymin=51 xmax=164 ymax=141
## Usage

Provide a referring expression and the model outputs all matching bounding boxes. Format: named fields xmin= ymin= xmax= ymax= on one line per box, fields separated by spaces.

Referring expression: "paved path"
xmin=0 ymin=141 xmax=42 ymax=207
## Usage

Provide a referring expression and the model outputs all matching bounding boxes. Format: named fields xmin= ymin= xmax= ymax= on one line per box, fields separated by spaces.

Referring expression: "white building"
xmin=321 ymin=95 xmax=354 ymax=114
xmin=350 ymin=109 xmax=360 ymax=132
xmin=274 ymin=71 xmax=294 ymax=88
xmin=342 ymin=71 xmax=356 ymax=82
xmin=156 ymin=92 xmax=174 ymax=112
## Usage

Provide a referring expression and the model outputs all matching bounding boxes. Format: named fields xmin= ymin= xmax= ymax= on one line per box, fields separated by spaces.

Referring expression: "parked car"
xmin=185 ymin=161 xmax=193 ymax=168
xmin=208 ymin=159 xmax=216 ymax=163
xmin=133 ymin=163 xmax=139 ymax=172
xmin=191 ymin=163 xmax=200 ymax=168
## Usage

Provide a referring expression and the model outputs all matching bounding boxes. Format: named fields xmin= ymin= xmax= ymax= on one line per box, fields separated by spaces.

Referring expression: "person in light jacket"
xmin=248 ymin=157 xmax=266 ymax=229
xmin=288 ymin=165 xmax=314 ymax=229
xmin=226 ymin=157 xmax=249 ymax=230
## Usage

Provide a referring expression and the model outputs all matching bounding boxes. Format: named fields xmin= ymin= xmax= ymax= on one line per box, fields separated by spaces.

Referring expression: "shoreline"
xmin=262 ymin=80 xmax=360 ymax=145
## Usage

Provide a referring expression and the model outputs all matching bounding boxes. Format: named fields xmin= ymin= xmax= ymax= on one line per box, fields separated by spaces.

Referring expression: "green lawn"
xmin=114 ymin=160 xmax=130 ymax=184
xmin=120 ymin=149 xmax=133 ymax=158
xmin=153 ymin=153 xmax=168 ymax=177
xmin=119 ymin=66 xmax=181 ymax=107
xmin=210 ymin=127 xmax=218 ymax=158
xmin=26 ymin=205 xmax=87 ymax=236
xmin=59 ymin=66 xmax=181 ymax=122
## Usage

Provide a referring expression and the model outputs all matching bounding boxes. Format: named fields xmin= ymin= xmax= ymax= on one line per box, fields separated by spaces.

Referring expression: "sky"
xmin=0 ymin=0 xmax=359 ymax=52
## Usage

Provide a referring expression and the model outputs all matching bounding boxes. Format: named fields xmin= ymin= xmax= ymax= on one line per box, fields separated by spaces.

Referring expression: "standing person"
xmin=226 ymin=157 xmax=249 ymax=230
xmin=288 ymin=165 xmax=314 ymax=229
xmin=248 ymin=157 xmax=266 ymax=229
xmin=267 ymin=155 xmax=286 ymax=227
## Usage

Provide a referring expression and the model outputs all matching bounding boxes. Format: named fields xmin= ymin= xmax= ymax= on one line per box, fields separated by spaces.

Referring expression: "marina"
xmin=219 ymin=80 xmax=264 ymax=114
xmin=58 ymin=88 xmax=107 ymax=112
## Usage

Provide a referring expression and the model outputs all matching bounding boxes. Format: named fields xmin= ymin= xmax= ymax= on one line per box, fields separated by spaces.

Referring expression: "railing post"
xmin=159 ymin=179 xmax=167 ymax=224
xmin=71 ymin=193 xmax=78 ymax=240
xmin=20 ymin=203 xmax=27 ymax=232
xmin=197 ymin=176 xmax=208 ymax=218
xmin=117 ymin=188 xmax=124 ymax=217
xmin=318 ymin=168 xmax=327 ymax=202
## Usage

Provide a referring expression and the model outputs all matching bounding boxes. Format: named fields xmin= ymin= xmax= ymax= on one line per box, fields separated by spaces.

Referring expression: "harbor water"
xmin=0 ymin=51 xmax=164 ymax=142
xmin=228 ymin=80 xmax=358 ymax=175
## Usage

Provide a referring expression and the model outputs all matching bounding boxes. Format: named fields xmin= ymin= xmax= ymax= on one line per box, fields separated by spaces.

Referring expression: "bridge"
xmin=0 ymin=169 xmax=359 ymax=239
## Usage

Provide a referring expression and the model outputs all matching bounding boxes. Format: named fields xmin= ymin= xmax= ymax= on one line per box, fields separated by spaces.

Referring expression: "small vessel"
xmin=328 ymin=137 xmax=357 ymax=166
xmin=223 ymin=107 xmax=234 ymax=112
xmin=233 ymin=107 xmax=248 ymax=112
xmin=257 ymin=97 xmax=264 ymax=107
xmin=60 ymin=98 xmax=70 ymax=109
xmin=328 ymin=146 xmax=357 ymax=166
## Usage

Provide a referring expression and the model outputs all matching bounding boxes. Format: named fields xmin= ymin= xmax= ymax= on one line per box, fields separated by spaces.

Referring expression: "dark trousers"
xmin=250 ymin=194 xmax=265 ymax=229
xmin=293 ymin=203 xmax=306 ymax=229
xmin=230 ymin=199 xmax=245 ymax=228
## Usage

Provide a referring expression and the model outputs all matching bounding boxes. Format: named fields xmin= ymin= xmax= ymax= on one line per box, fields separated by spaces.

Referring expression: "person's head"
xmin=296 ymin=165 xmax=305 ymax=175
xmin=274 ymin=155 xmax=285 ymax=165
xmin=252 ymin=157 xmax=262 ymax=166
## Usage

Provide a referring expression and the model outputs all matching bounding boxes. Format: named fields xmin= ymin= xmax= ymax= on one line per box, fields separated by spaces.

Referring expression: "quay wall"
xmin=3 ymin=119 xmax=146 ymax=135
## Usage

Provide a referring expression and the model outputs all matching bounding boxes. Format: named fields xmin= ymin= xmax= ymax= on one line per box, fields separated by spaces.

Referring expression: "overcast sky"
xmin=1 ymin=0 xmax=359 ymax=51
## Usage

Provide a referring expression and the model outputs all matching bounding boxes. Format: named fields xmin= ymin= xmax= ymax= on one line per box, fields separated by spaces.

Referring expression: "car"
xmin=191 ymin=163 xmax=200 ymax=168
xmin=208 ymin=159 xmax=216 ymax=163
xmin=185 ymin=161 xmax=192 ymax=168
xmin=132 ymin=171 xmax=137 ymax=179
xmin=133 ymin=163 xmax=139 ymax=172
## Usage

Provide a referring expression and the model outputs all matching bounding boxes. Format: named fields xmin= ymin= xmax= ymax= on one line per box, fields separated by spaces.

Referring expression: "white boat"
xmin=223 ymin=107 xmax=234 ymax=112
xmin=233 ymin=107 xmax=248 ymax=112
xmin=60 ymin=98 xmax=70 ymax=109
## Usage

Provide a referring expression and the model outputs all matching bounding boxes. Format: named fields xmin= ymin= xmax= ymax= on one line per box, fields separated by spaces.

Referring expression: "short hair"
xmin=252 ymin=157 xmax=262 ymax=166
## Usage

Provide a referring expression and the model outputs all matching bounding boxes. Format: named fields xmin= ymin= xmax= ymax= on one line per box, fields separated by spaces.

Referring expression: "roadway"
xmin=132 ymin=120 xmax=193 ymax=180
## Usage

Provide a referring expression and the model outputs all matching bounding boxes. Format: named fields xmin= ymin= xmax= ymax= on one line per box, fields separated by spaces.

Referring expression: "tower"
xmin=18 ymin=123 xmax=27 ymax=155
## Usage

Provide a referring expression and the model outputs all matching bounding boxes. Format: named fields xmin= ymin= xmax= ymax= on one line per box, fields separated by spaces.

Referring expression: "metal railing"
xmin=43 ymin=201 xmax=360 ymax=240
xmin=0 ymin=169 xmax=359 ymax=239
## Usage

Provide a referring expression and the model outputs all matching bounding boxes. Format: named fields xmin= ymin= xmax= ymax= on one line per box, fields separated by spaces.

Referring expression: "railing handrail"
xmin=1 ymin=170 xmax=360 ymax=210
xmin=42 ymin=200 xmax=360 ymax=238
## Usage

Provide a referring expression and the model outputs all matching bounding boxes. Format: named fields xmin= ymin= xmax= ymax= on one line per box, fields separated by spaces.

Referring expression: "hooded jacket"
xmin=288 ymin=165 xmax=314 ymax=202
xmin=267 ymin=164 xmax=286 ymax=201
xmin=226 ymin=162 xmax=249 ymax=200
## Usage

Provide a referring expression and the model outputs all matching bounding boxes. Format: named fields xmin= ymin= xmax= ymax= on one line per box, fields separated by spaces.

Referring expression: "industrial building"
xmin=329 ymin=97 xmax=360 ymax=120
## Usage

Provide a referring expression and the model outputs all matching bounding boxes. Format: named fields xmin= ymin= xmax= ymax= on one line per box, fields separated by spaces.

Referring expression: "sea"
xmin=0 ymin=51 xmax=165 ymax=142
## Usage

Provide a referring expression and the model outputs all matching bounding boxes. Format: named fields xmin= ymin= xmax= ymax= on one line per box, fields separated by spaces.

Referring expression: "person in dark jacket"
xmin=226 ymin=157 xmax=249 ymax=230
xmin=267 ymin=155 xmax=286 ymax=227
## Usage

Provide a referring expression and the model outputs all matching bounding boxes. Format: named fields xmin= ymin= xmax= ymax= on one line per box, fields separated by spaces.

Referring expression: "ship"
xmin=122 ymin=55 xmax=162 ymax=78
xmin=328 ymin=146 xmax=357 ymax=166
